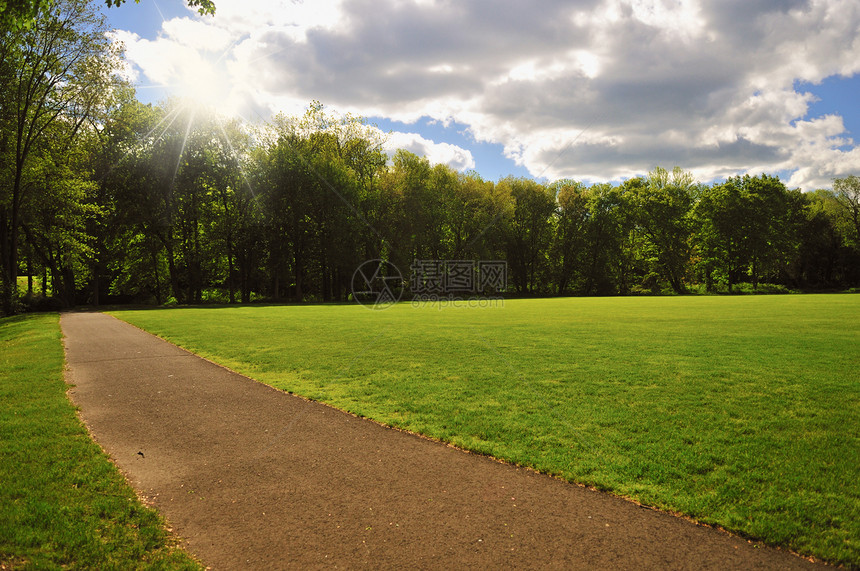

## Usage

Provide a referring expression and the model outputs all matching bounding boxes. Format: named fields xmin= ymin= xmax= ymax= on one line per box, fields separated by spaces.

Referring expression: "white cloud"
xmin=383 ymin=131 xmax=476 ymax=172
xmin=161 ymin=17 xmax=233 ymax=51
xmin=113 ymin=0 xmax=860 ymax=189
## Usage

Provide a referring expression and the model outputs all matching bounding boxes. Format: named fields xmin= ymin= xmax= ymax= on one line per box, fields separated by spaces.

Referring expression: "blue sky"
xmin=798 ymin=75 xmax=860 ymax=149
xmin=107 ymin=0 xmax=860 ymax=190
xmin=368 ymin=117 xmax=535 ymax=181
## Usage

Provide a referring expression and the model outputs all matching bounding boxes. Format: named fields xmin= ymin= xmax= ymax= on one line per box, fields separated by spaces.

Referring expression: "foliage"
xmin=499 ymin=176 xmax=555 ymax=294
xmin=102 ymin=0 xmax=215 ymax=16
xmin=626 ymin=167 xmax=696 ymax=293
xmin=1 ymin=0 xmax=124 ymax=314
xmin=1 ymin=0 xmax=214 ymax=32
xmin=693 ymin=174 xmax=804 ymax=292
xmin=834 ymin=174 xmax=860 ymax=247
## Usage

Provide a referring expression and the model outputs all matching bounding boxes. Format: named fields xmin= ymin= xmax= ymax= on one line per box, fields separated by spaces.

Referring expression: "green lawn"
xmin=112 ymin=295 xmax=860 ymax=567
xmin=0 ymin=313 xmax=201 ymax=570
xmin=15 ymin=276 xmax=43 ymax=296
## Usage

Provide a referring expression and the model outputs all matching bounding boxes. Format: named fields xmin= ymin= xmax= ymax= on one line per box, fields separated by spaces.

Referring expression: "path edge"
xmin=59 ymin=311 xmax=209 ymax=570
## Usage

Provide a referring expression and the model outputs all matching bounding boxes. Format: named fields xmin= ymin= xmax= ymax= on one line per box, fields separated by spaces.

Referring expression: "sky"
xmin=106 ymin=0 xmax=860 ymax=190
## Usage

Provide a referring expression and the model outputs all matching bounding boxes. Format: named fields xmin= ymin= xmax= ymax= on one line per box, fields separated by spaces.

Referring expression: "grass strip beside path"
xmin=113 ymin=296 xmax=860 ymax=567
xmin=0 ymin=313 xmax=201 ymax=570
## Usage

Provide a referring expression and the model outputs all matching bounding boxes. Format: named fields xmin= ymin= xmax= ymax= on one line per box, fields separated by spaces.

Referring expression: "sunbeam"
xmin=172 ymin=105 xmax=197 ymax=190
xmin=216 ymin=118 xmax=257 ymax=198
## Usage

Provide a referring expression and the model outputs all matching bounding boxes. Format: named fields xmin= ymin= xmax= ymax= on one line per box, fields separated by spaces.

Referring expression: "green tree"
xmin=0 ymin=0 xmax=55 ymax=31
xmin=742 ymin=174 xmax=803 ymax=289
xmin=113 ymin=101 xmax=204 ymax=304
xmin=79 ymin=83 xmax=148 ymax=305
xmin=694 ymin=174 xmax=804 ymax=291
xmin=833 ymin=175 xmax=860 ymax=247
xmin=20 ymin=126 xmax=98 ymax=306
xmin=550 ymin=179 xmax=588 ymax=295
xmin=627 ymin=167 xmax=696 ymax=294
xmin=384 ymin=150 xmax=437 ymax=265
xmin=793 ymin=190 xmax=846 ymax=288
xmin=446 ymin=171 xmax=500 ymax=260
xmin=337 ymin=123 xmax=388 ymax=265
xmin=1 ymin=0 xmax=122 ymax=313
xmin=580 ymin=183 xmax=635 ymax=295
xmin=499 ymin=176 xmax=555 ymax=295
xmin=253 ymin=104 xmax=385 ymax=302
xmin=693 ymin=179 xmax=749 ymax=292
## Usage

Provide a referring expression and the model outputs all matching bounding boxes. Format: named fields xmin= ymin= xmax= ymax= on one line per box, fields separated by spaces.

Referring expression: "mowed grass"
xmin=112 ymin=295 xmax=860 ymax=566
xmin=0 ymin=313 xmax=201 ymax=570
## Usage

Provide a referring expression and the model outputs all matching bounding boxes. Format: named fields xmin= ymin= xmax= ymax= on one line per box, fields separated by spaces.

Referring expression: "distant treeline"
xmin=3 ymin=0 xmax=860 ymax=315
xmin=5 ymin=98 xmax=860 ymax=313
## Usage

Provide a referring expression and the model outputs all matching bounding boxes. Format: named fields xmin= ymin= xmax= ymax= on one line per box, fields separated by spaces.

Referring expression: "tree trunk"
xmin=0 ymin=206 xmax=10 ymax=314
xmin=63 ymin=264 xmax=76 ymax=307
xmin=294 ymin=248 xmax=304 ymax=302
xmin=152 ymin=249 xmax=162 ymax=305
xmin=92 ymin=266 xmax=100 ymax=306
xmin=165 ymin=242 xmax=183 ymax=304
xmin=321 ymin=251 xmax=330 ymax=302
xmin=227 ymin=250 xmax=236 ymax=304
xmin=26 ymin=254 xmax=33 ymax=295
xmin=752 ymin=257 xmax=759 ymax=291
xmin=241 ymin=271 xmax=250 ymax=304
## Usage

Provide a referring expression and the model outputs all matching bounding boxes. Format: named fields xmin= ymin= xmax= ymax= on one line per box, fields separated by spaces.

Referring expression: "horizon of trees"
xmin=3 ymin=0 xmax=860 ymax=316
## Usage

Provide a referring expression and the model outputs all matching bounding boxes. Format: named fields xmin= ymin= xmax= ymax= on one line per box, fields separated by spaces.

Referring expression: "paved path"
xmin=61 ymin=312 xmax=819 ymax=570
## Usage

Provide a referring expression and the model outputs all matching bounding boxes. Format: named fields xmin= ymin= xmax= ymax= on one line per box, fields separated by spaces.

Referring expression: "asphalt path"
xmin=61 ymin=311 xmax=820 ymax=570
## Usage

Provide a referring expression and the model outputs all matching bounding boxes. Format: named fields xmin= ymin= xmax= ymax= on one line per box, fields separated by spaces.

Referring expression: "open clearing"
xmin=111 ymin=295 xmax=860 ymax=566
xmin=61 ymin=311 xmax=820 ymax=568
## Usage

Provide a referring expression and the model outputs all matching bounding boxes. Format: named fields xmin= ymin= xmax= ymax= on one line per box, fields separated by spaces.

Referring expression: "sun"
xmin=174 ymin=52 xmax=241 ymax=117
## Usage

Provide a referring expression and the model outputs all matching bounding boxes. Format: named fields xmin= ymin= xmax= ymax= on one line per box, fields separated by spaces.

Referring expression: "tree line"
xmin=3 ymin=0 xmax=860 ymax=315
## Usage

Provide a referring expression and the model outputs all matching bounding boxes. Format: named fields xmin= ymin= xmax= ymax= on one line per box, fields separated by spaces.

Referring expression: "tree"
xmin=499 ymin=177 xmax=555 ymax=295
xmin=1 ymin=0 xmax=123 ymax=313
xmin=693 ymin=174 xmax=804 ymax=292
xmin=579 ymin=183 xmax=635 ymax=295
xmin=833 ymin=175 xmax=860 ymax=247
xmin=693 ymin=179 xmax=749 ymax=292
xmin=384 ymin=149 xmax=437 ymax=266
xmin=0 ymin=0 xmax=54 ymax=31
xmin=20 ymin=124 xmax=98 ymax=306
xmin=627 ymin=167 xmax=696 ymax=293
xmin=84 ymin=86 xmax=152 ymax=305
xmin=793 ymin=190 xmax=845 ymax=288
xmin=742 ymin=174 xmax=803 ymax=289
xmin=251 ymin=104 xmax=386 ymax=302
xmin=550 ymin=179 xmax=588 ymax=295
xmin=445 ymin=171 xmax=500 ymax=260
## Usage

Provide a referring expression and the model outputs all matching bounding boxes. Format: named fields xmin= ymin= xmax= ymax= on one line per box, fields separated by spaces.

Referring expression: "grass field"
xmin=112 ymin=295 xmax=860 ymax=566
xmin=15 ymin=276 xmax=44 ymax=296
xmin=0 ymin=313 xmax=202 ymax=570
